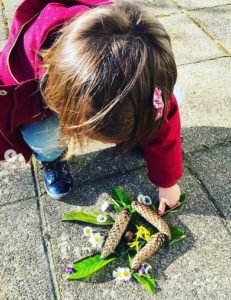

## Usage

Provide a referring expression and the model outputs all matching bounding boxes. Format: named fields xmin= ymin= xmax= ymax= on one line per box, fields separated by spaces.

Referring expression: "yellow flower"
xmin=128 ymin=240 xmax=140 ymax=252
xmin=135 ymin=225 xmax=151 ymax=242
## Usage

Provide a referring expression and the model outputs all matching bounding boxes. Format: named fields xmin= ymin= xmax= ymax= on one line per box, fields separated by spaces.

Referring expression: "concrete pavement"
xmin=0 ymin=0 xmax=231 ymax=299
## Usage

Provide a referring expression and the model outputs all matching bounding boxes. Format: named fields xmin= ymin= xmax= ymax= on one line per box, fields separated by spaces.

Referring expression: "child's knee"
xmin=19 ymin=114 xmax=61 ymax=149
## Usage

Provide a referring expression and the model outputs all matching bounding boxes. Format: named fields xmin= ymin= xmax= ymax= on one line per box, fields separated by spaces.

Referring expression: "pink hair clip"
xmin=153 ymin=87 xmax=164 ymax=120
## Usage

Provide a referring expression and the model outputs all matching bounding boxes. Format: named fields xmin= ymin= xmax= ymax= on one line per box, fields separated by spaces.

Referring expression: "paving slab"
xmin=191 ymin=5 xmax=231 ymax=51
xmin=39 ymin=166 xmax=231 ymax=299
xmin=176 ymin=0 xmax=231 ymax=10
xmin=186 ymin=143 xmax=231 ymax=229
xmin=176 ymin=57 xmax=231 ymax=128
xmin=182 ymin=127 xmax=231 ymax=153
xmin=2 ymin=0 xmax=225 ymax=66
xmin=133 ymin=0 xmax=178 ymax=15
xmin=159 ymin=13 xmax=224 ymax=65
xmin=0 ymin=158 xmax=36 ymax=205
xmin=2 ymin=0 xmax=21 ymax=28
xmin=0 ymin=198 xmax=55 ymax=300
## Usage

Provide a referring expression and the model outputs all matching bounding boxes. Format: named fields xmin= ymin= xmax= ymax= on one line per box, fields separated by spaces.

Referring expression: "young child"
xmin=0 ymin=0 xmax=182 ymax=216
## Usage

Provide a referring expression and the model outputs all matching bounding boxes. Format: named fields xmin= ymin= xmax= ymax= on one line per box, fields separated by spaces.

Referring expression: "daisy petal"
xmin=83 ymin=226 xmax=93 ymax=237
xmin=113 ymin=267 xmax=124 ymax=280
xmin=89 ymin=232 xmax=104 ymax=248
xmin=122 ymin=268 xmax=131 ymax=281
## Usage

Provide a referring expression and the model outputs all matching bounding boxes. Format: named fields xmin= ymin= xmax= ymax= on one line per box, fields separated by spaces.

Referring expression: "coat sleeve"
xmin=140 ymin=93 xmax=183 ymax=188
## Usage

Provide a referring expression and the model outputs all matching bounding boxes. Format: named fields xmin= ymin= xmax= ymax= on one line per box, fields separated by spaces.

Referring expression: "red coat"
xmin=0 ymin=0 xmax=182 ymax=188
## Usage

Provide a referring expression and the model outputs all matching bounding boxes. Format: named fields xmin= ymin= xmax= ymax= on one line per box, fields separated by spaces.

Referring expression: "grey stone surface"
xmin=176 ymin=0 xmax=231 ymax=10
xmin=0 ymin=199 xmax=55 ymax=300
xmin=40 ymin=167 xmax=231 ymax=299
xmin=0 ymin=159 xmax=36 ymax=205
xmin=159 ymin=13 xmax=224 ymax=65
xmin=191 ymin=5 xmax=231 ymax=51
xmin=0 ymin=1 xmax=6 ymax=51
xmin=186 ymin=143 xmax=231 ymax=227
xmin=177 ymin=57 xmax=231 ymax=128
xmin=2 ymin=0 xmax=21 ymax=28
xmin=182 ymin=127 xmax=231 ymax=153
xmin=133 ymin=0 xmax=178 ymax=15
xmin=35 ymin=146 xmax=146 ymax=197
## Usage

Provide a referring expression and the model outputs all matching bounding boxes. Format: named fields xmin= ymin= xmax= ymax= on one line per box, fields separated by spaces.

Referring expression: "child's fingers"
xmin=158 ymin=198 xmax=166 ymax=216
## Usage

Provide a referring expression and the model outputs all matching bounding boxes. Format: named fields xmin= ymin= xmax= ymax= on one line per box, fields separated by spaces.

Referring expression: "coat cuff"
xmin=147 ymin=171 xmax=183 ymax=188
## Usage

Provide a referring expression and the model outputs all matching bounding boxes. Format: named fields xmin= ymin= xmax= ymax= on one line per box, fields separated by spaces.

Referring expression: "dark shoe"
xmin=41 ymin=155 xmax=73 ymax=199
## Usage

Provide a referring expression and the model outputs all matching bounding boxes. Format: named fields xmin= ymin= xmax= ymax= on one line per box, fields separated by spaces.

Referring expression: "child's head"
xmin=41 ymin=1 xmax=177 ymax=159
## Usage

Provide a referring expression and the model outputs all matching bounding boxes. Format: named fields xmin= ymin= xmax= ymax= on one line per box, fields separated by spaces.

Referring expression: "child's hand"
xmin=158 ymin=184 xmax=181 ymax=216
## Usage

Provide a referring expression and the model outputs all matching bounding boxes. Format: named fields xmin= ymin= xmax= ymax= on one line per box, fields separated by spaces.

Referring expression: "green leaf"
xmin=148 ymin=226 xmax=158 ymax=236
xmin=168 ymin=226 xmax=185 ymax=247
xmin=130 ymin=212 xmax=140 ymax=225
xmin=128 ymin=253 xmax=133 ymax=267
xmin=138 ymin=240 xmax=146 ymax=250
xmin=111 ymin=187 xmax=132 ymax=208
xmin=126 ymin=204 xmax=136 ymax=214
xmin=179 ymin=191 xmax=187 ymax=203
xmin=62 ymin=211 xmax=114 ymax=225
xmin=111 ymin=199 xmax=123 ymax=214
xmin=67 ymin=253 xmax=116 ymax=280
xmin=132 ymin=272 xmax=156 ymax=293
xmin=150 ymin=202 xmax=158 ymax=212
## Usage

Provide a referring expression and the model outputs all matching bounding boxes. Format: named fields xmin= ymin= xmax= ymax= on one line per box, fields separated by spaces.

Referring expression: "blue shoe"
xmin=41 ymin=156 xmax=73 ymax=199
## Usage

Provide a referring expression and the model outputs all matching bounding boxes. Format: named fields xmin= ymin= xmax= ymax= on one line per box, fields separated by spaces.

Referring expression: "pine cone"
xmin=131 ymin=233 xmax=166 ymax=270
xmin=101 ymin=208 xmax=131 ymax=259
xmin=131 ymin=200 xmax=171 ymax=239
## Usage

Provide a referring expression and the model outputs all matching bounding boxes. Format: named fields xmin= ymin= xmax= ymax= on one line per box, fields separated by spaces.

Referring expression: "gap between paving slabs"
xmin=185 ymin=142 xmax=231 ymax=231
xmin=170 ymin=0 xmax=230 ymax=55
xmin=0 ymin=199 xmax=56 ymax=299
xmin=30 ymin=157 xmax=63 ymax=300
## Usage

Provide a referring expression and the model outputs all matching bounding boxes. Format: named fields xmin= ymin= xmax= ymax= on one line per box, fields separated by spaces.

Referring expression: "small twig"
xmin=161 ymin=202 xmax=182 ymax=217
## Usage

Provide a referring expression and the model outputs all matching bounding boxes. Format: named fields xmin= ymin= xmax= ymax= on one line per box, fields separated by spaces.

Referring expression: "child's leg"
xmin=19 ymin=113 xmax=64 ymax=162
xmin=19 ymin=113 xmax=72 ymax=199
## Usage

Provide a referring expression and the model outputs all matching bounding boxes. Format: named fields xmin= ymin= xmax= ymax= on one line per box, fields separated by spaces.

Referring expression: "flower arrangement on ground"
xmin=62 ymin=187 xmax=187 ymax=293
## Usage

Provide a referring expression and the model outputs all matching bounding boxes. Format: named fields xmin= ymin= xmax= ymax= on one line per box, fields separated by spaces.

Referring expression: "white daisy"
xmin=97 ymin=214 xmax=108 ymax=223
xmin=121 ymin=267 xmax=131 ymax=281
xmin=112 ymin=267 xmax=125 ymax=281
xmin=83 ymin=226 xmax=93 ymax=237
xmin=88 ymin=233 xmax=104 ymax=248
xmin=101 ymin=201 xmax=110 ymax=212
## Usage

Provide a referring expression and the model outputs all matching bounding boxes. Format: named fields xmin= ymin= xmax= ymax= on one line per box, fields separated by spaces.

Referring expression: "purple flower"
xmin=138 ymin=266 xmax=146 ymax=275
xmin=65 ymin=265 xmax=73 ymax=274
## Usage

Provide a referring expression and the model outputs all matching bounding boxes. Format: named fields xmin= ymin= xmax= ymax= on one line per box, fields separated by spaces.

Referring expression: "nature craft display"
xmin=62 ymin=188 xmax=187 ymax=293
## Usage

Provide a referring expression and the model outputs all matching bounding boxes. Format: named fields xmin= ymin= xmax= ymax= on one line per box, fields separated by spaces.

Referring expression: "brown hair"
xmin=40 ymin=1 xmax=177 ymax=159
